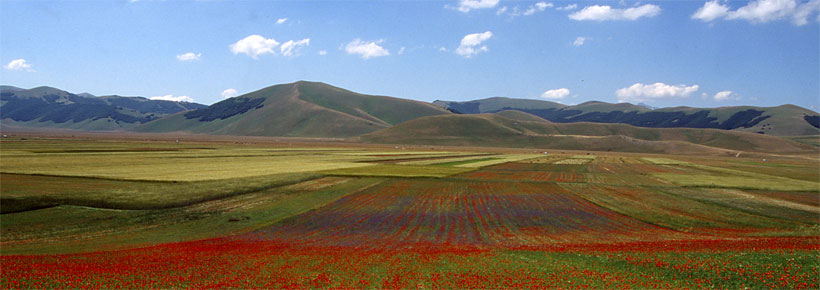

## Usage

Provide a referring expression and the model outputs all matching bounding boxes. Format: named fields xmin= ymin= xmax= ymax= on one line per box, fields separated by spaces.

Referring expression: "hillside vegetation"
xmin=360 ymin=113 xmax=815 ymax=154
xmin=135 ymin=81 xmax=449 ymax=137
xmin=435 ymin=98 xmax=819 ymax=136
xmin=3 ymin=82 xmax=818 ymax=154
xmin=0 ymin=86 xmax=205 ymax=130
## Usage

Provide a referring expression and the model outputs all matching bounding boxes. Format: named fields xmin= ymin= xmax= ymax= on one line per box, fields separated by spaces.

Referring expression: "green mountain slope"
xmin=360 ymin=113 xmax=815 ymax=154
xmin=435 ymin=98 xmax=819 ymax=136
xmin=135 ymin=81 xmax=450 ymax=138
xmin=653 ymin=104 xmax=820 ymax=136
xmin=0 ymin=86 xmax=206 ymax=131
xmin=433 ymin=97 xmax=565 ymax=114
xmin=494 ymin=110 xmax=550 ymax=122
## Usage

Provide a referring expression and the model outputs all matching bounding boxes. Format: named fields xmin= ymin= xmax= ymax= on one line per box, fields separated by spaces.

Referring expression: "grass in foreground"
xmin=0 ymin=177 xmax=383 ymax=254
xmin=2 ymin=238 xmax=817 ymax=289
xmin=561 ymin=183 xmax=817 ymax=235
xmin=0 ymin=172 xmax=320 ymax=212
xmin=652 ymin=173 xmax=820 ymax=191
xmin=639 ymin=156 xmax=820 ymax=191
xmin=1 ymin=138 xmax=818 ymax=289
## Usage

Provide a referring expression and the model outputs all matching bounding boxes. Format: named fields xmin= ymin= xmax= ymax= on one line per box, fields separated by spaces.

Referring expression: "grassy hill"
xmin=360 ymin=113 xmax=816 ymax=154
xmin=653 ymin=104 xmax=820 ymax=136
xmin=494 ymin=110 xmax=550 ymax=122
xmin=435 ymin=98 xmax=819 ymax=136
xmin=135 ymin=81 xmax=450 ymax=138
xmin=0 ymin=86 xmax=205 ymax=131
xmin=433 ymin=97 xmax=564 ymax=114
xmin=6 ymin=82 xmax=817 ymax=141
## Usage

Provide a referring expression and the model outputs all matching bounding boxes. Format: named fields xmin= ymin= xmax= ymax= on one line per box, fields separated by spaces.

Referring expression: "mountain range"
xmin=1 ymin=81 xmax=817 ymax=154
xmin=434 ymin=97 xmax=820 ymax=136
xmin=134 ymin=81 xmax=449 ymax=137
xmin=0 ymin=85 xmax=205 ymax=131
xmin=359 ymin=110 xmax=812 ymax=154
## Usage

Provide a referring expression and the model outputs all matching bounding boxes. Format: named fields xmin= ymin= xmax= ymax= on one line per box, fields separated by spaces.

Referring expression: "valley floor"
xmin=0 ymin=134 xmax=818 ymax=288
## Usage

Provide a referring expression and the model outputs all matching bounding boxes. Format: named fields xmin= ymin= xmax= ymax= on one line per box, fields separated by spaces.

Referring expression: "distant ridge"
xmin=433 ymin=97 xmax=564 ymax=114
xmin=360 ymin=113 xmax=815 ymax=154
xmin=3 ymin=81 xmax=817 ymax=154
xmin=0 ymin=86 xmax=206 ymax=131
xmin=435 ymin=98 xmax=819 ymax=136
xmin=135 ymin=81 xmax=450 ymax=138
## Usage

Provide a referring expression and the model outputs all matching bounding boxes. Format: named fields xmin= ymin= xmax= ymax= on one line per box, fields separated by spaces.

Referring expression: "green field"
xmin=320 ymin=164 xmax=474 ymax=177
xmin=1 ymin=137 xmax=818 ymax=288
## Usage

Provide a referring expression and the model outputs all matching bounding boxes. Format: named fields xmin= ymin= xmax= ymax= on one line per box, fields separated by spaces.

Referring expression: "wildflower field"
xmin=1 ymin=137 xmax=818 ymax=288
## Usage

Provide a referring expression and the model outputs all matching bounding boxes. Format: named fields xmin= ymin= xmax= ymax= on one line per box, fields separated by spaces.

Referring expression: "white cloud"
xmin=793 ymin=0 xmax=820 ymax=25
xmin=276 ymin=18 xmax=288 ymax=24
xmin=713 ymin=90 xmax=737 ymax=101
xmin=727 ymin=0 xmax=797 ymax=22
xmin=524 ymin=2 xmax=553 ymax=15
xmin=150 ymin=94 xmax=195 ymax=103
xmin=318 ymin=50 xmax=327 ymax=55
xmin=280 ymin=38 xmax=310 ymax=57
xmin=569 ymin=4 xmax=661 ymax=21
xmin=455 ymin=0 xmax=499 ymax=12
xmin=535 ymin=2 xmax=553 ymax=10
xmin=398 ymin=47 xmax=406 ymax=55
xmin=557 ymin=4 xmax=578 ymax=11
xmin=4 ymin=59 xmax=33 ymax=71
xmin=455 ymin=31 xmax=493 ymax=58
xmin=615 ymin=82 xmax=699 ymax=103
xmin=439 ymin=47 xmax=448 ymax=52
xmin=176 ymin=52 xmax=201 ymax=61
xmin=221 ymin=88 xmax=238 ymax=99
xmin=496 ymin=6 xmax=508 ymax=15
xmin=695 ymin=0 xmax=820 ymax=25
xmin=572 ymin=36 xmax=586 ymax=47
xmin=504 ymin=7 xmax=522 ymax=16
xmin=500 ymin=2 xmax=554 ymax=17
xmin=230 ymin=35 xmax=279 ymax=59
xmin=691 ymin=0 xmax=730 ymax=22
xmin=345 ymin=39 xmax=390 ymax=59
xmin=540 ymin=88 xmax=571 ymax=99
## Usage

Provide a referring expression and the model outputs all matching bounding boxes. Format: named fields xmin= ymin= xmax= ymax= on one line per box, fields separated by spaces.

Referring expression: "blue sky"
xmin=1 ymin=0 xmax=818 ymax=110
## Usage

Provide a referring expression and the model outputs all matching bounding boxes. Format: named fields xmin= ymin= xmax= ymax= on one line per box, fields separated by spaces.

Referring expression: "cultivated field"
xmin=1 ymin=136 xmax=818 ymax=288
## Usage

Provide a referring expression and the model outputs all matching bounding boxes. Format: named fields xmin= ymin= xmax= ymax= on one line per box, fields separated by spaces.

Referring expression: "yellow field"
xmin=0 ymin=151 xmax=371 ymax=182
xmin=397 ymin=154 xmax=495 ymax=165
xmin=653 ymin=173 xmax=819 ymax=191
xmin=453 ymin=154 xmax=542 ymax=167
xmin=641 ymin=157 xmax=688 ymax=165
xmin=0 ymin=140 xmax=471 ymax=181
xmin=321 ymin=164 xmax=473 ymax=178
xmin=639 ymin=156 xmax=820 ymax=191
xmin=554 ymin=158 xmax=592 ymax=165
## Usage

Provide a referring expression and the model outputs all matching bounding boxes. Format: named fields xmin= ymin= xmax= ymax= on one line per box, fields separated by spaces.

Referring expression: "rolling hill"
xmin=359 ymin=111 xmax=815 ymax=154
xmin=434 ymin=98 xmax=820 ymax=136
xmin=433 ymin=97 xmax=565 ymax=114
xmin=3 ymin=82 xmax=817 ymax=154
xmin=0 ymin=85 xmax=206 ymax=131
xmin=134 ymin=81 xmax=450 ymax=138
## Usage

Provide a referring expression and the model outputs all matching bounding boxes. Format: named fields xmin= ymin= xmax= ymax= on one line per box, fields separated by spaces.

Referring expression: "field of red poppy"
xmin=3 ymin=237 xmax=819 ymax=289
xmin=1 ymin=138 xmax=818 ymax=288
